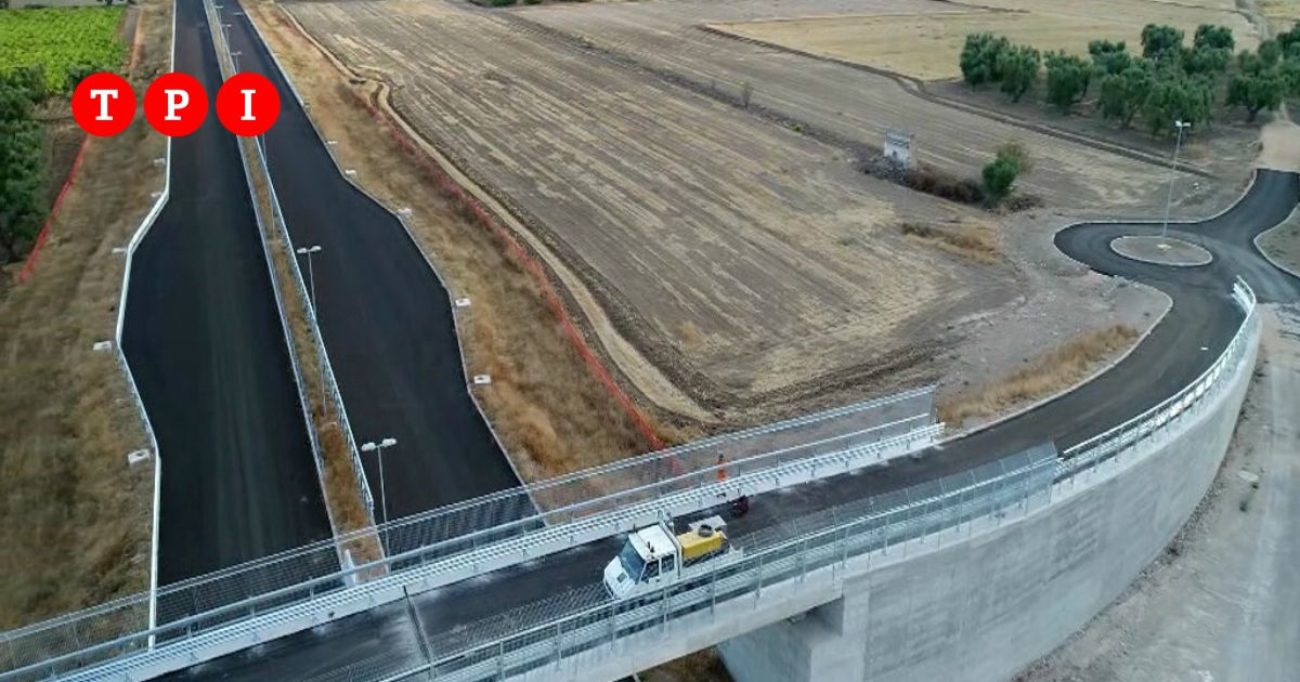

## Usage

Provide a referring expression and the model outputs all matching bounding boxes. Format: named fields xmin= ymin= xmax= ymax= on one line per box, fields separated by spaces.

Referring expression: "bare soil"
xmin=286 ymin=0 xmax=1016 ymax=423
xmin=938 ymin=324 xmax=1140 ymax=427
xmin=247 ymin=1 xmax=663 ymax=481
xmin=514 ymin=0 xmax=1201 ymax=207
xmin=0 ymin=0 xmax=169 ymax=628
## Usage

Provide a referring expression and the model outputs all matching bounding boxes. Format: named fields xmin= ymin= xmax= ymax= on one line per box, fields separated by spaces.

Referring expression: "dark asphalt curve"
xmin=170 ymin=168 xmax=1299 ymax=681
xmin=121 ymin=0 xmax=331 ymax=588
xmin=218 ymin=0 xmax=524 ymax=528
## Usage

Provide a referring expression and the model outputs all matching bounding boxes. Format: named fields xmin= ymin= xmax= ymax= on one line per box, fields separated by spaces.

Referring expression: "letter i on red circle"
xmin=71 ymin=73 xmax=136 ymax=137
xmin=144 ymin=72 xmax=209 ymax=137
xmin=216 ymin=73 xmax=280 ymax=137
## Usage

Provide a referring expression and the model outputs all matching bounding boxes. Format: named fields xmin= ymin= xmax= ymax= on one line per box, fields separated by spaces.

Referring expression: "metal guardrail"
xmin=1057 ymin=278 xmax=1257 ymax=483
xmin=225 ymin=2 xmax=530 ymax=493
xmin=211 ymin=0 xmax=377 ymax=530
xmin=0 ymin=388 xmax=936 ymax=680
xmin=350 ymin=285 xmax=1262 ymax=682
xmin=112 ymin=0 xmax=178 ymax=637
xmin=217 ymin=18 xmax=340 ymax=556
xmin=1 ymin=274 xmax=1257 ymax=681
xmin=344 ymin=444 xmax=1060 ymax=682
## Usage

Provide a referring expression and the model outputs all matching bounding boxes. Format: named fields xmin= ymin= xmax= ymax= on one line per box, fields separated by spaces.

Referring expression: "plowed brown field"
xmin=287 ymin=0 xmax=1013 ymax=414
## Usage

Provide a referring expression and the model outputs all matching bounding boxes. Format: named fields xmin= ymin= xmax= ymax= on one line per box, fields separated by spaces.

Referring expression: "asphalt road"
xmin=121 ymin=0 xmax=331 ymax=588
xmin=218 ymin=0 xmax=524 ymax=528
xmin=168 ymin=156 xmax=1298 ymax=679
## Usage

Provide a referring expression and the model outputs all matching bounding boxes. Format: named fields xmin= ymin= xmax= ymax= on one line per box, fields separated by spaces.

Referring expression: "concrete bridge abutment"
xmin=719 ymin=322 xmax=1258 ymax=682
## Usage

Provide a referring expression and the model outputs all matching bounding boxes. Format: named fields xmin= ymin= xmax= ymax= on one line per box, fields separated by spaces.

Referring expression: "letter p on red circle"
xmin=216 ymin=72 xmax=280 ymax=137
xmin=71 ymin=72 xmax=136 ymax=137
xmin=144 ymin=72 xmax=208 ymax=137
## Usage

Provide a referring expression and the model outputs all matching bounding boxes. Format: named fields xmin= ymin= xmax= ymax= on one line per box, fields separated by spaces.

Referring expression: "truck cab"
xmin=603 ymin=516 xmax=731 ymax=600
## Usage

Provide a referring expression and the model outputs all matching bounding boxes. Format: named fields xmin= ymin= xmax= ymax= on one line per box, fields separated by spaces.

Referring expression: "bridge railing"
xmin=1057 ymin=277 xmax=1257 ymax=484
xmin=313 ymin=282 xmax=1261 ymax=682
xmin=391 ymin=444 xmax=1059 ymax=682
xmin=0 ymin=387 xmax=935 ymax=680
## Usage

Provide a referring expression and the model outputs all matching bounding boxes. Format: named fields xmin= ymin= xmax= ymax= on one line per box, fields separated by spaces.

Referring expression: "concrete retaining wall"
xmin=718 ymin=323 xmax=1258 ymax=682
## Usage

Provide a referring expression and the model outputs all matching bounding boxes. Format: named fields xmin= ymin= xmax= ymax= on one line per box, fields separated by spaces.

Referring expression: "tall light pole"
xmin=361 ymin=438 xmax=398 ymax=528
xmin=1160 ymin=119 xmax=1192 ymax=245
xmin=295 ymin=245 xmax=325 ymax=409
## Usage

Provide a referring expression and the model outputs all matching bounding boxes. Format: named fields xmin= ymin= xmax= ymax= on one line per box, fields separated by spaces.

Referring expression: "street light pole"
xmin=295 ymin=245 xmax=325 ymax=410
xmin=361 ymin=438 xmax=398 ymax=528
xmin=1160 ymin=119 xmax=1192 ymax=245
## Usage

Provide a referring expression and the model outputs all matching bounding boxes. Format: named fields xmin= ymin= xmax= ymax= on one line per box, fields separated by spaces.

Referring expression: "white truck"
xmin=603 ymin=515 xmax=739 ymax=600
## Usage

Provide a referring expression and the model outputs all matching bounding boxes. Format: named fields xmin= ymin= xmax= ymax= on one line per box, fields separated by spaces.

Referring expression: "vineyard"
xmin=0 ymin=7 xmax=126 ymax=91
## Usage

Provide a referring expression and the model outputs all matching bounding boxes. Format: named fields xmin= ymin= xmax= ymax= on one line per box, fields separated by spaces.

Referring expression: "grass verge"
xmin=1256 ymin=206 xmax=1300 ymax=276
xmin=899 ymin=220 xmax=1000 ymax=264
xmin=236 ymin=135 xmax=381 ymax=564
xmin=247 ymin=1 xmax=673 ymax=482
xmin=0 ymin=0 xmax=169 ymax=630
xmin=938 ymin=324 xmax=1139 ymax=428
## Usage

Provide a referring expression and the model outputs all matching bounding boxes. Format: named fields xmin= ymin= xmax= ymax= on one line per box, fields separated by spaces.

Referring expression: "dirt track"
xmin=288 ymin=0 xmax=1012 ymax=414
xmin=512 ymin=0 xmax=1202 ymax=207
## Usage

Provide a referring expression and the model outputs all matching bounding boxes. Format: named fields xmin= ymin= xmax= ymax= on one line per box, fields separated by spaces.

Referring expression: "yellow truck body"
xmin=676 ymin=526 xmax=726 ymax=562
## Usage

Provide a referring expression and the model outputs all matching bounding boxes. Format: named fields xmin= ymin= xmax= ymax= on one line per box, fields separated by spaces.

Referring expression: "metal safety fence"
xmin=0 ymin=276 xmax=1258 ymax=681
xmin=378 ymin=444 xmax=1058 ymax=682
xmin=1057 ymin=278 xmax=1257 ymax=484
xmin=278 ymin=284 xmax=1262 ymax=682
xmin=0 ymin=385 xmax=936 ymax=679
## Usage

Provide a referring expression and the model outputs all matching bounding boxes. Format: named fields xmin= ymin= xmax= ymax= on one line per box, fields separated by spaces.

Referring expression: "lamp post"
xmin=361 ymin=438 xmax=398 ymax=528
xmin=295 ymin=245 xmax=325 ymax=408
xmin=1160 ymin=119 xmax=1192 ymax=246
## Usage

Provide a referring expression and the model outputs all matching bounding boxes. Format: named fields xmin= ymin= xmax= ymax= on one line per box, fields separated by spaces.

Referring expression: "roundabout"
xmin=1110 ymin=235 xmax=1214 ymax=267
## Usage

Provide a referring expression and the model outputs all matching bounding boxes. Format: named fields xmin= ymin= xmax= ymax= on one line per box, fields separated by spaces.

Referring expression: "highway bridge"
xmin=2 ymin=0 xmax=1298 ymax=678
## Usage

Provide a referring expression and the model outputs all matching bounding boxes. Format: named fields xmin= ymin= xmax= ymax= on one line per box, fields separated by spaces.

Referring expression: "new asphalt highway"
xmin=121 ymin=0 xmax=331 ymax=589
xmin=221 ymin=0 xmax=524 ymax=529
xmin=166 ymin=76 xmax=1300 ymax=675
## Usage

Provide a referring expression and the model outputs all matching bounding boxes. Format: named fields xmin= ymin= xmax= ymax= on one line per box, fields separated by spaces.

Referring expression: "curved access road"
xmin=171 ymin=143 xmax=1298 ymax=682
xmin=219 ymin=0 xmax=526 ymax=531
xmin=121 ymin=0 xmax=331 ymax=588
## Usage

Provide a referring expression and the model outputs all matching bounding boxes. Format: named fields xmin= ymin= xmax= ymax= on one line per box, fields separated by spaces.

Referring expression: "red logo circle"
xmin=143 ymin=72 xmax=209 ymax=137
xmin=71 ymin=72 xmax=136 ymax=137
xmin=215 ymin=72 xmax=280 ymax=137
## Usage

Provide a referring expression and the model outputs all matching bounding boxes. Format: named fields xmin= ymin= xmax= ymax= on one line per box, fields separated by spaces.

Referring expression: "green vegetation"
xmin=982 ymin=142 xmax=1029 ymax=206
xmin=0 ymin=7 xmax=128 ymax=262
xmin=960 ymin=33 xmax=1011 ymax=86
xmin=961 ymin=21 xmax=1300 ymax=136
xmin=997 ymin=45 xmax=1041 ymax=102
xmin=1226 ymin=71 xmax=1285 ymax=121
xmin=1140 ymin=24 xmax=1184 ymax=61
xmin=0 ymin=68 xmax=47 ymax=263
xmin=0 ymin=7 xmax=126 ymax=91
xmin=1045 ymin=51 xmax=1091 ymax=112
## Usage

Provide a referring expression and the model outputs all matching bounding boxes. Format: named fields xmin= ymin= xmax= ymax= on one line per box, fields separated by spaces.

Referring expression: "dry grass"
xmin=0 ymin=0 xmax=169 ymax=629
xmin=247 ymin=2 xmax=658 ymax=482
xmin=938 ymin=325 xmax=1140 ymax=427
xmin=235 ymin=134 xmax=381 ymax=563
xmin=712 ymin=0 xmax=1255 ymax=81
xmin=1259 ymin=0 xmax=1300 ymax=23
xmin=899 ymin=220 xmax=1000 ymax=264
